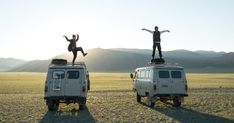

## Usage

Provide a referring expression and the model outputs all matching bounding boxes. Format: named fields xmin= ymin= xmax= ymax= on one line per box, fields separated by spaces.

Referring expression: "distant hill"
xmin=195 ymin=50 xmax=225 ymax=58
xmin=212 ymin=52 xmax=234 ymax=67
xmin=3 ymin=48 xmax=234 ymax=73
xmin=0 ymin=58 xmax=27 ymax=71
xmin=9 ymin=60 xmax=51 ymax=72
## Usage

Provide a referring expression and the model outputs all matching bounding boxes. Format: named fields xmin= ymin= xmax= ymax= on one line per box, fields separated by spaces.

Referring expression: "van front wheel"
xmin=147 ymin=97 xmax=155 ymax=108
xmin=137 ymin=93 xmax=141 ymax=103
xmin=149 ymin=102 xmax=155 ymax=108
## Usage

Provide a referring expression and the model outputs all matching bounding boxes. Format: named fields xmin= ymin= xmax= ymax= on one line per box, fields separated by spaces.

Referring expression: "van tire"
xmin=79 ymin=104 xmax=85 ymax=110
xmin=47 ymin=100 xmax=59 ymax=111
xmin=137 ymin=93 xmax=141 ymax=103
xmin=87 ymin=79 xmax=90 ymax=90
xmin=173 ymin=97 xmax=181 ymax=107
xmin=147 ymin=97 xmax=155 ymax=108
xmin=79 ymin=98 xmax=87 ymax=110
xmin=149 ymin=102 xmax=155 ymax=108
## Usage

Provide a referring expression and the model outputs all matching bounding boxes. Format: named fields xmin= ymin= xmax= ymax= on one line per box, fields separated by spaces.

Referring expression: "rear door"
xmin=65 ymin=69 xmax=83 ymax=96
xmin=171 ymin=70 xmax=186 ymax=94
xmin=50 ymin=70 xmax=65 ymax=96
xmin=156 ymin=69 xmax=172 ymax=94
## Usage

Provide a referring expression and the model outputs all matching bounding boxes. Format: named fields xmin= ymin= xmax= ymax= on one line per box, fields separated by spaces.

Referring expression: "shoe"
xmin=83 ymin=53 xmax=88 ymax=56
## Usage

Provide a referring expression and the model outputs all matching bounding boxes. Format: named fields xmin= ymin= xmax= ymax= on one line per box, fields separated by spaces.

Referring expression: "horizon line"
xmin=0 ymin=48 xmax=231 ymax=61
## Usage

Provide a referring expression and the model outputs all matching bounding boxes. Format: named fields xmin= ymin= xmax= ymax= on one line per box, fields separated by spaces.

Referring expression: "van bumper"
xmin=44 ymin=96 xmax=86 ymax=104
xmin=154 ymin=94 xmax=188 ymax=97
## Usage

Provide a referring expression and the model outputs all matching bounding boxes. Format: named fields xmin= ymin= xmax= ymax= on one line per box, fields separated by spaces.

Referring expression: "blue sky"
xmin=0 ymin=0 xmax=234 ymax=60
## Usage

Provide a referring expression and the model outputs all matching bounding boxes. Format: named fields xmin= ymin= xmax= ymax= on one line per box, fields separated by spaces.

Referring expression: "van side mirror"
xmin=130 ymin=73 xmax=133 ymax=79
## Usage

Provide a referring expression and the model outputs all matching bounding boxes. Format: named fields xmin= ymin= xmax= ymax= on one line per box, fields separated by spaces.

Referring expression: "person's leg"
xmin=72 ymin=50 xmax=77 ymax=65
xmin=156 ymin=43 xmax=162 ymax=58
xmin=152 ymin=43 xmax=156 ymax=59
xmin=75 ymin=47 xmax=87 ymax=56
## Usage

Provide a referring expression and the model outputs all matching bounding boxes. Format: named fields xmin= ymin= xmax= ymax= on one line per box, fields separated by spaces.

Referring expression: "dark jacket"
xmin=153 ymin=31 xmax=161 ymax=42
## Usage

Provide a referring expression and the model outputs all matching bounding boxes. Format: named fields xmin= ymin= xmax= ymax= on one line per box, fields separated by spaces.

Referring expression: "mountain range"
xmin=0 ymin=58 xmax=27 ymax=71
xmin=1 ymin=48 xmax=234 ymax=73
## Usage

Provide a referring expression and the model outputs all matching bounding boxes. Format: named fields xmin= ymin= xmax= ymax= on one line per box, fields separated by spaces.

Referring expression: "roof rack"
xmin=51 ymin=59 xmax=67 ymax=65
xmin=147 ymin=62 xmax=182 ymax=67
xmin=67 ymin=62 xmax=87 ymax=68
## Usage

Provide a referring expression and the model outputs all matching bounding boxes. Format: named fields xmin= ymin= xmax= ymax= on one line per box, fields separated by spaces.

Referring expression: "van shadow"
xmin=140 ymin=103 xmax=233 ymax=123
xmin=39 ymin=106 xmax=96 ymax=123
xmin=156 ymin=107 xmax=234 ymax=123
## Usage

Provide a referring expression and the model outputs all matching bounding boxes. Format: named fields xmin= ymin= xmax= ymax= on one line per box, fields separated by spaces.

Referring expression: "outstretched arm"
xmin=160 ymin=30 xmax=170 ymax=34
xmin=63 ymin=35 xmax=72 ymax=42
xmin=76 ymin=34 xmax=79 ymax=41
xmin=142 ymin=28 xmax=154 ymax=34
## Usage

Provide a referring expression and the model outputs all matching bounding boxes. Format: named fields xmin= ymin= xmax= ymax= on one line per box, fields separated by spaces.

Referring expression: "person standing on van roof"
xmin=142 ymin=26 xmax=170 ymax=59
xmin=64 ymin=34 xmax=88 ymax=65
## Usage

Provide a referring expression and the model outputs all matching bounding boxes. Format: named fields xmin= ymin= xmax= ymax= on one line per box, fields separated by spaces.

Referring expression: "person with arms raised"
xmin=142 ymin=26 xmax=170 ymax=59
xmin=64 ymin=34 xmax=88 ymax=65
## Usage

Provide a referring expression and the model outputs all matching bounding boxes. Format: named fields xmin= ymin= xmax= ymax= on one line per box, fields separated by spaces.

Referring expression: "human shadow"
xmin=153 ymin=105 xmax=233 ymax=123
xmin=39 ymin=106 xmax=96 ymax=123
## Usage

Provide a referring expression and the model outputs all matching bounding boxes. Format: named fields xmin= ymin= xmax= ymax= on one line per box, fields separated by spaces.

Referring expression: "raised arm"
xmin=160 ymin=30 xmax=170 ymax=34
xmin=142 ymin=28 xmax=154 ymax=34
xmin=76 ymin=34 xmax=79 ymax=41
xmin=63 ymin=35 xmax=72 ymax=42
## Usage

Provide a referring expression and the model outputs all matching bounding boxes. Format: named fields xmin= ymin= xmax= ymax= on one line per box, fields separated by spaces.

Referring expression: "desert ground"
xmin=0 ymin=72 xmax=234 ymax=123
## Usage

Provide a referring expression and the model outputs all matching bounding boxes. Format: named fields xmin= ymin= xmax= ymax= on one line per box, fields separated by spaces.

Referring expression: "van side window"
xmin=52 ymin=71 xmax=65 ymax=79
xmin=67 ymin=71 xmax=80 ymax=79
xmin=145 ymin=70 xmax=149 ymax=78
xmin=171 ymin=71 xmax=182 ymax=78
xmin=159 ymin=71 xmax=169 ymax=78
xmin=140 ymin=70 xmax=145 ymax=78
xmin=136 ymin=71 xmax=140 ymax=78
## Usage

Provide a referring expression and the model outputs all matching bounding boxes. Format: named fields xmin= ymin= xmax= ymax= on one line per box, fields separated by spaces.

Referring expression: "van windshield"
xmin=67 ymin=71 xmax=80 ymax=79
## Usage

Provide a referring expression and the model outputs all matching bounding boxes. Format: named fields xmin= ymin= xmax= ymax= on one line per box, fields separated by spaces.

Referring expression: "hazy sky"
xmin=0 ymin=0 xmax=234 ymax=60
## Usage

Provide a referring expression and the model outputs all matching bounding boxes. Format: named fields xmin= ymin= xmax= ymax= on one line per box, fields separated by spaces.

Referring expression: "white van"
xmin=44 ymin=59 xmax=90 ymax=111
xmin=130 ymin=63 xmax=188 ymax=107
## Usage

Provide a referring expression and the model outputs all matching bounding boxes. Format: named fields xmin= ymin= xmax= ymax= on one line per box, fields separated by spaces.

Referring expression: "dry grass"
xmin=0 ymin=72 xmax=234 ymax=123
xmin=89 ymin=73 xmax=132 ymax=91
xmin=187 ymin=73 xmax=234 ymax=88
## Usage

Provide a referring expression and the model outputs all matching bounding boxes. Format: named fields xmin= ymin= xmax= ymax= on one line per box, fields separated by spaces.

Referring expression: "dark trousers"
xmin=152 ymin=43 xmax=162 ymax=59
xmin=72 ymin=47 xmax=85 ymax=64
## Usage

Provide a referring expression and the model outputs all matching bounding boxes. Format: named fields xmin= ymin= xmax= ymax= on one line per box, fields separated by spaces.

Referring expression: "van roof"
xmin=136 ymin=63 xmax=184 ymax=70
xmin=49 ymin=63 xmax=86 ymax=69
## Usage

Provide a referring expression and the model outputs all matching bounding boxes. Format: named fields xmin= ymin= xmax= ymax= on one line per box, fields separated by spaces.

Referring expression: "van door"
xmin=171 ymin=70 xmax=186 ymax=94
xmin=156 ymin=70 xmax=172 ymax=94
xmin=50 ymin=70 xmax=65 ymax=96
xmin=65 ymin=69 xmax=83 ymax=96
